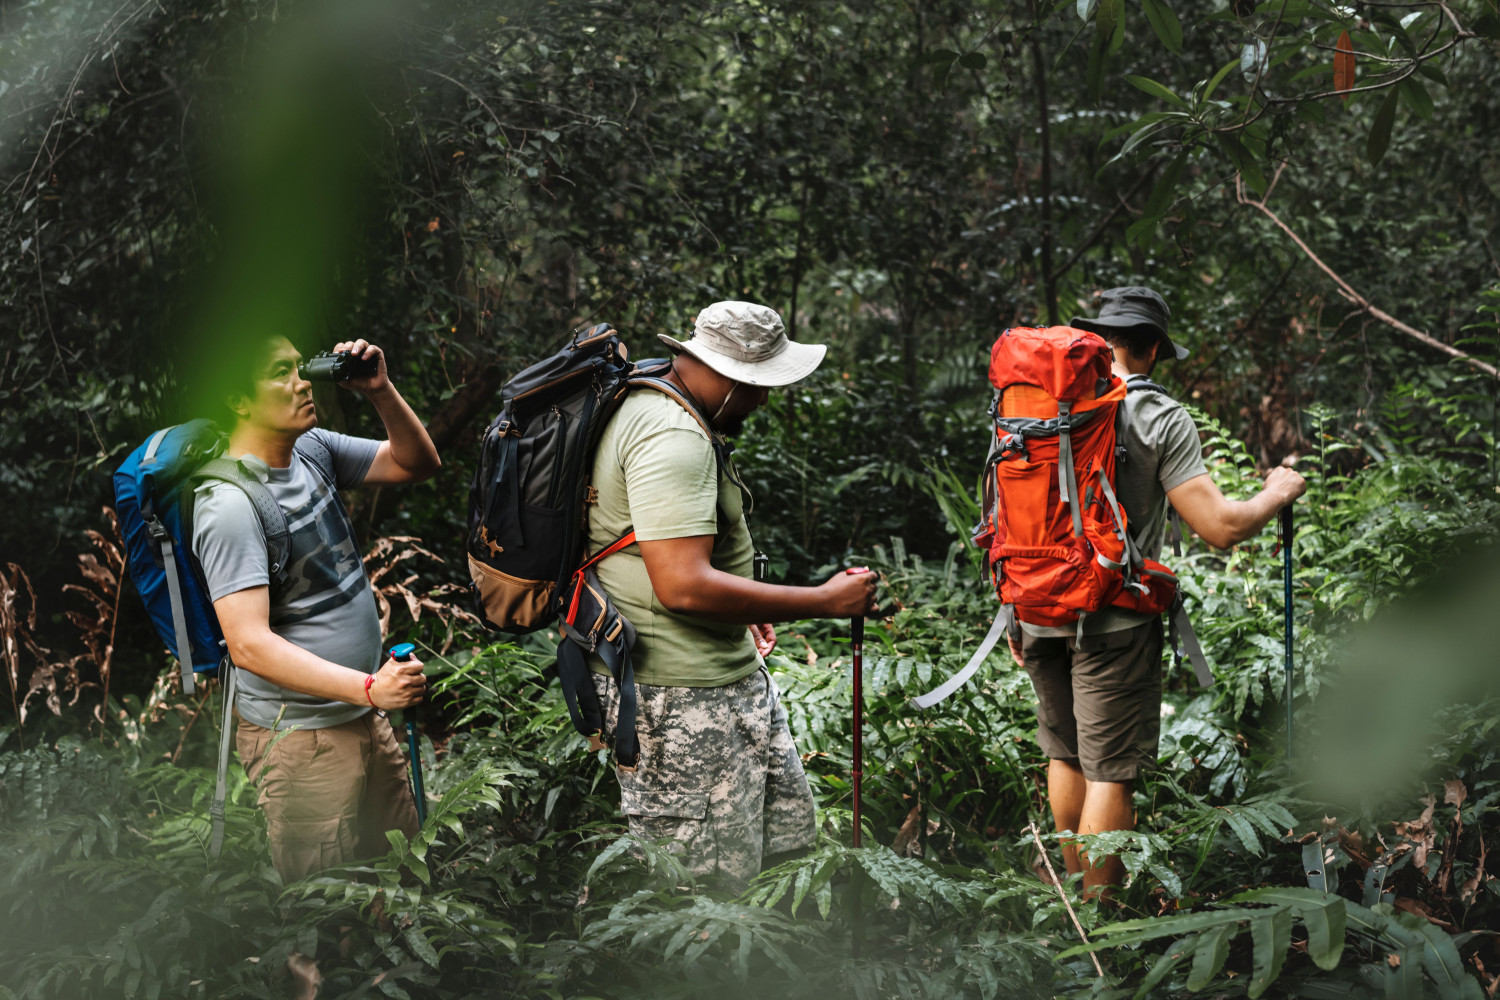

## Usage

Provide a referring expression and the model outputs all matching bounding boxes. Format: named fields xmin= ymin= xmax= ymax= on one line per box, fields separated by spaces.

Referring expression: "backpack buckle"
xmin=583 ymin=485 xmax=598 ymax=505
xmin=145 ymin=515 xmax=169 ymax=542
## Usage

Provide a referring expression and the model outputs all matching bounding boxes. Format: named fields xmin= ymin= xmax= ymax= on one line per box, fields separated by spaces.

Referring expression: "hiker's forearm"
xmin=213 ymin=588 xmax=370 ymax=705
xmin=231 ymin=631 xmax=372 ymax=705
xmin=364 ymin=383 xmax=441 ymax=483
xmin=1168 ymin=473 xmax=1299 ymax=550
xmin=654 ymin=567 xmax=836 ymax=623
xmin=638 ymin=536 xmax=846 ymax=621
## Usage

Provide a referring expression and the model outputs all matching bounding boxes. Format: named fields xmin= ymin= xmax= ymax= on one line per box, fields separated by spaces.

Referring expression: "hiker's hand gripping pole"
xmin=389 ymin=643 xmax=427 ymax=825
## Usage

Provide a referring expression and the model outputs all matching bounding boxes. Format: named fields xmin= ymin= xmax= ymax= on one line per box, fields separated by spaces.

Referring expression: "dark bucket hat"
xmin=1070 ymin=286 xmax=1189 ymax=361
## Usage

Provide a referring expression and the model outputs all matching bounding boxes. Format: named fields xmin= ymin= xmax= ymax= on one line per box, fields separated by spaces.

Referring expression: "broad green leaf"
xmin=1126 ymin=75 xmax=1188 ymax=108
xmin=1247 ymin=906 xmax=1293 ymax=998
xmin=1097 ymin=0 xmax=1121 ymax=38
xmin=1134 ymin=940 xmax=1192 ymax=1000
xmin=1411 ymin=918 xmax=1468 ymax=1000
xmin=1200 ymin=58 xmax=1240 ymax=105
xmin=1303 ymin=898 xmax=1347 ymax=970
xmin=1126 ymin=215 xmax=1160 ymax=245
xmin=1367 ymin=87 xmax=1399 ymax=165
xmin=958 ymin=52 xmax=987 ymax=70
xmin=1222 ymin=809 xmax=1264 ymax=855
xmin=1187 ymin=923 xmax=1234 ymax=989
xmin=1398 ymin=77 xmax=1434 ymax=120
xmin=1061 ymin=908 xmax=1247 ymax=954
xmin=1086 ymin=29 xmax=1109 ymax=101
xmin=1141 ymin=0 xmax=1184 ymax=53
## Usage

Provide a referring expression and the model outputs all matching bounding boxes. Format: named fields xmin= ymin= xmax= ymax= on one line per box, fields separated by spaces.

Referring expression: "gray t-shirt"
xmin=1021 ymin=374 xmax=1209 ymax=637
xmin=192 ymin=429 xmax=381 ymax=729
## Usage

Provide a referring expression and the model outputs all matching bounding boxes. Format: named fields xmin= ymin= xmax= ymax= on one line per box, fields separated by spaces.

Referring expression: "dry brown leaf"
xmin=1393 ymin=795 xmax=1437 ymax=871
xmin=1392 ymin=896 xmax=1456 ymax=931
xmin=1444 ymin=779 xmax=1468 ymax=809
xmin=1460 ymin=831 xmax=1488 ymax=907
xmin=1333 ymin=31 xmax=1356 ymax=99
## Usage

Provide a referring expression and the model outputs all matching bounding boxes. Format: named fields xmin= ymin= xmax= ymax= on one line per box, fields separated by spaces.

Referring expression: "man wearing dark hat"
xmin=1012 ymin=286 xmax=1306 ymax=897
xmin=585 ymin=300 xmax=878 ymax=886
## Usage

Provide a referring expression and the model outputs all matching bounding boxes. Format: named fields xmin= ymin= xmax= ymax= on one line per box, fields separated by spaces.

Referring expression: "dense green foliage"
xmin=3 ymin=0 xmax=1500 ymax=996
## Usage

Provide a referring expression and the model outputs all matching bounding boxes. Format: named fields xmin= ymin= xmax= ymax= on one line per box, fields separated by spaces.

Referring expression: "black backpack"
xmin=466 ymin=323 xmax=731 ymax=767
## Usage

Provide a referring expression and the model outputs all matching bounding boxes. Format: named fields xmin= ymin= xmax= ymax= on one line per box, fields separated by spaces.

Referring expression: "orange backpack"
xmin=913 ymin=326 xmax=1208 ymax=710
xmin=975 ymin=325 xmax=1177 ymax=630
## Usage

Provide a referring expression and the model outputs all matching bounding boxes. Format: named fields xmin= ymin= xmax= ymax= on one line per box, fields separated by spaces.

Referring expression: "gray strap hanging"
xmin=1170 ymin=597 xmax=1213 ymax=687
xmin=911 ymin=605 xmax=1013 ymax=709
xmin=210 ymin=660 xmax=238 ymax=858
xmin=1055 ymin=402 xmax=1083 ymax=538
xmin=153 ymin=530 xmax=198 ymax=696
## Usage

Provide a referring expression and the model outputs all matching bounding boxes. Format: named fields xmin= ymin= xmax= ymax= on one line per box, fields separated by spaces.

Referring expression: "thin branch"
xmin=1048 ymin=170 xmax=1153 ymax=285
xmin=1028 ymin=822 xmax=1104 ymax=978
xmin=1237 ymin=169 xmax=1499 ymax=380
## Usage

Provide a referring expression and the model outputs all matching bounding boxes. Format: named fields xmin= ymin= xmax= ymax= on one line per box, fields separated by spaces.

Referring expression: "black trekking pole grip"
xmin=390 ymin=642 xmax=427 ymax=825
xmin=1280 ymin=506 xmax=1294 ymax=761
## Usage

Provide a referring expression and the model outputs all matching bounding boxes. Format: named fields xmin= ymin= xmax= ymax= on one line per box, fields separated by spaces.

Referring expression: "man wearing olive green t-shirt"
xmin=585 ymin=300 xmax=877 ymax=886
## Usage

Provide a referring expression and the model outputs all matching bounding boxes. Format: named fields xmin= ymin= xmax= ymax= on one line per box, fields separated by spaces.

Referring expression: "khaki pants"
xmin=236 ymin=711 xmax=420 ymax=881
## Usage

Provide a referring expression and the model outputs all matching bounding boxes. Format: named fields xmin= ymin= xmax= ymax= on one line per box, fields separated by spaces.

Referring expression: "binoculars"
xmin=298 ymin=351 xmax=380 ymax=383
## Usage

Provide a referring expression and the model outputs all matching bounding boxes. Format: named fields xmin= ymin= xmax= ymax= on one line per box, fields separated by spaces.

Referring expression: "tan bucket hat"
xmin=657 ymin=301 xmax=827 ymax=387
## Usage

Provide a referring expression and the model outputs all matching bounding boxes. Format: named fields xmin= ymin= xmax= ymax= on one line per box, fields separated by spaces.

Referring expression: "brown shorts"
xmin=1020 ymin=617 xmax=1164 ymax=783
xmin=236 ymin=711 xmax=420 ymax=881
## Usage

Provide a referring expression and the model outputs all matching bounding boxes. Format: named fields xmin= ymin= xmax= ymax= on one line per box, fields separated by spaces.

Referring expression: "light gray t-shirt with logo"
xmin=192 ymin=429 xmax=381 ymax=729
xmin=1021 ymin=374 xmax=1209 ymax=638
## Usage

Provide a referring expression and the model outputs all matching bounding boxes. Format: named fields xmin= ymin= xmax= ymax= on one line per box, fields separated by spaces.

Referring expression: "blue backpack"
xmin=114 ymin=419 xmax=334 ymax=856
xmin=113 ymin=419 xmax=294 ymax=696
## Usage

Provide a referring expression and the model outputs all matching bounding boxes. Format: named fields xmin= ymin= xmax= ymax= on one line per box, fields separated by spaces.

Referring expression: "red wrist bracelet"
xmin=364 ymin=673 xmax=376 ymax=707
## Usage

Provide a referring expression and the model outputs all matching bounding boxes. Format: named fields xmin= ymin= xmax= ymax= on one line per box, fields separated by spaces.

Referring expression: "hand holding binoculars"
xmin=297 ymin=351 xmax=380 ymax=383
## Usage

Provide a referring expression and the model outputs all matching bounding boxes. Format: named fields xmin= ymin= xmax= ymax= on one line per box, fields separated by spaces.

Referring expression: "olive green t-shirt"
xmin=587 ymin=389 xmax=760 ymax=687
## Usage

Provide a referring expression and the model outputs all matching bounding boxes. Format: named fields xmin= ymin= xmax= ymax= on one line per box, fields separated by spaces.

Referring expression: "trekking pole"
xmin=846 ymin=567 xmax=871 ymax=956
xmin=852 ymin=608 xmax=864 ymax=849
xmin=390 ymin=642 xmax=427 ymax=825
xmin=1280 ymin=506 xmax=1294 ymax=761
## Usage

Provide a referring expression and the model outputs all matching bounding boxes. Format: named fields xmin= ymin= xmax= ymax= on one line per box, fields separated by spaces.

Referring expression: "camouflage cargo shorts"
xmin=591 ymin=667 xmax=817 ymax=887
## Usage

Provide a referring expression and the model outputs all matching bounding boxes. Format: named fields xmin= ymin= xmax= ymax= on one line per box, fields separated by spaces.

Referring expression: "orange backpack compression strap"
xmin=565 ymin=530 xmax=637 ymax=626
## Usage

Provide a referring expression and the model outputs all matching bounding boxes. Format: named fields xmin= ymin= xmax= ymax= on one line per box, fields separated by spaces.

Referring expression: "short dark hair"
xmin=1098 ymin=323 xmax=1162 ymax=362
xmin=179 ymin=333 xmax=291 ymax=426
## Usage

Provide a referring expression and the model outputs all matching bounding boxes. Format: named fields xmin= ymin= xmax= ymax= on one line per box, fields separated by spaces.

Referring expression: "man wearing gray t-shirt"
xmin=1011 ymin=287 xmax=1306 ymax=898
xmin=193 ymin=334 xmax=440 ymax=880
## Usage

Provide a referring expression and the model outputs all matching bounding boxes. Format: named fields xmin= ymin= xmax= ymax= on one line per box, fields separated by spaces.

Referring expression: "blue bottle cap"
xmin=389 ymin=642 xmax=416 ymax=660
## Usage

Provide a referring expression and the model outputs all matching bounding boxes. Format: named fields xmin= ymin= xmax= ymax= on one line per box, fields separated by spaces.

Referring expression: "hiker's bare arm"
xmin=639 ymin=536 xmax=876 ymax=622
xmin=334 ymin=338 xmax=442 ymax=485
xmin=1167 ymin=467 xmax=1306 ymax=550
xmin=213 ymin=586 xmax=425 ymax=710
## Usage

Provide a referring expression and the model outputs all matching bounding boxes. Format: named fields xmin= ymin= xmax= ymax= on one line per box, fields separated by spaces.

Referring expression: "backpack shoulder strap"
xmin=625 ymin=374 xmax=718 ymax=442
xmin=624 ymin=374 xmax=753 ymax=515
xmin=192 ymin=459 xmax=293 ymax=584
xmin=1124 ymin=375 xmax=1170 ymax=396
xmin=293 ymin=431 xmax=337 ymax=488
